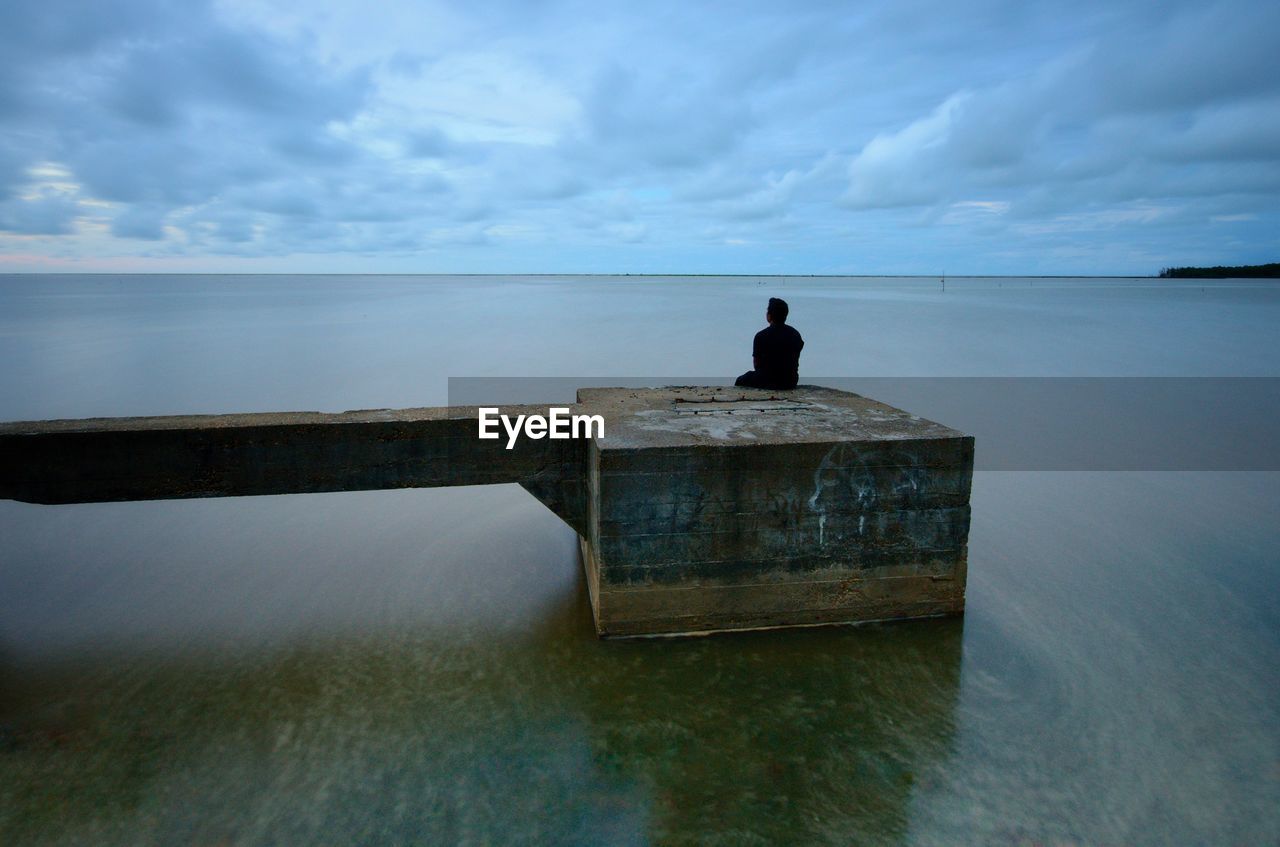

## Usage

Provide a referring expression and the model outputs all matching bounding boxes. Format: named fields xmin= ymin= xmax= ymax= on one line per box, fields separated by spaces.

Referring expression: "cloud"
xmin=0 ymin=0 xmax=374 ymax=243
xmin=1076 ymin=1 xmax=1280 ymax=116
xmin=844 ymin=94 xmax=971 ymax=209
xmin=839 ymin=0 xmax=1280 ymax=230
xmin=110 ymin=205 xmax=169 ymax=240
xmin=0 ymin=192 xmax=80 ymax=235
xmin=0 ymin=0 xmax=1276 ymax=273
xmin=577 ymin=63 xmax=754 ymax=170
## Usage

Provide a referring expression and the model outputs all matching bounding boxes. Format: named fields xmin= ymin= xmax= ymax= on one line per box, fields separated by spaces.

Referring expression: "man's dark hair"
xmin=767 ymin=297 xmax=789 ymax=324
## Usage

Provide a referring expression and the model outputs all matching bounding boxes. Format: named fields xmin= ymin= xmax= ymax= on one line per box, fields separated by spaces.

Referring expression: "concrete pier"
xmin=0 ymin=386 xmax=973 ymax=638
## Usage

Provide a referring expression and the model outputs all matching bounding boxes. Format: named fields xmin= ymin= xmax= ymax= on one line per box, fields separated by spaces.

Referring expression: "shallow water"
xmin=1 ymin=275 xmax=1277 ymax=844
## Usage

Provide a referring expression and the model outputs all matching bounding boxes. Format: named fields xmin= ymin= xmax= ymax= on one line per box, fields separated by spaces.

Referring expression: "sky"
xmin=0 ymin=0 xmax=1277 ymax=275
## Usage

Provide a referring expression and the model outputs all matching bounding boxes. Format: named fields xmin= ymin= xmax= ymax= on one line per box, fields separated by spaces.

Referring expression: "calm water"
xmin=1 ymin=275 xmax=1278 ymax=845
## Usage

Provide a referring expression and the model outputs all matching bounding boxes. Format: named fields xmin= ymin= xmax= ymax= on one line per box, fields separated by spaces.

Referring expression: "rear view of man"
xmin=735 ymin=297 xmax=804 ymax=390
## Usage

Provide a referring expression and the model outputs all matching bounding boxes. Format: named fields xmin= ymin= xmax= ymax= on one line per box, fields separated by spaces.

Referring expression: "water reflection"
xmin=4 ymin=276 xmax=1279 ymax=844
xmin=564 ymin=618 xmax=964 ymax=845
xmin=0 ymin=486 xmax=580 ymax=656
xmin=2 ymin=471 xmax=1278 ymax=844
xmin=1 ymin=533 xmax=964 ymax=845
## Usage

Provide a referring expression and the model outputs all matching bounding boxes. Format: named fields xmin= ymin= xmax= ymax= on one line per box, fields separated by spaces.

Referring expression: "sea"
xmin=1 ymin=274 xmax=1277 ymax=845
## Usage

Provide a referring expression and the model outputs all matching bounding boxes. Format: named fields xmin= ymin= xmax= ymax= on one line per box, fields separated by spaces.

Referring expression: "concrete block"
xmin=578 ymin=386 xmax=973 ymax=637
xmin=0 ymin=385 xmax=974 ymax=638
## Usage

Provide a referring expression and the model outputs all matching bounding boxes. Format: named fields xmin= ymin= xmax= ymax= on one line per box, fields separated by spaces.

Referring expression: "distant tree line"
xmin=1158 ymin=263 xmax=1280 ymax=278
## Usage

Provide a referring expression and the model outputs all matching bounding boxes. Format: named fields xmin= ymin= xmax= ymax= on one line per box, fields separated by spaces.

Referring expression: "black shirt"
xmin=752 ymin=322 xmax=804 ymax=389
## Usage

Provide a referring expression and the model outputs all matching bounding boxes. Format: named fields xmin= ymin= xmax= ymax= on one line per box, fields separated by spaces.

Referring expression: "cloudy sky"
xmin=1 ymin=0 xmax=1277 ymax=275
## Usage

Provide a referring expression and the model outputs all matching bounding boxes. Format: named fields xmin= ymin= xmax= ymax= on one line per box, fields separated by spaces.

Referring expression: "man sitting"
xmin=735 ymin=297 xmax=804 ymax=390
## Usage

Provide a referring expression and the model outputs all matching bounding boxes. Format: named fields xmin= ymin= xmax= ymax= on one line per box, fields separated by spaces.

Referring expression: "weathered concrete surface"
xmin=0 ymin=385 xmax=973 ymax=638
xmin=576 ymin=386 xmax=973 ymax=637
xmin=0 ymin=405 xmax=590 ymax=534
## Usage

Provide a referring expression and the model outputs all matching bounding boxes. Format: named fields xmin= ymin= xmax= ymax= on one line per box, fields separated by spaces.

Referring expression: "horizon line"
xmin=0 ymin=271 xmax=1175 ymax=279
